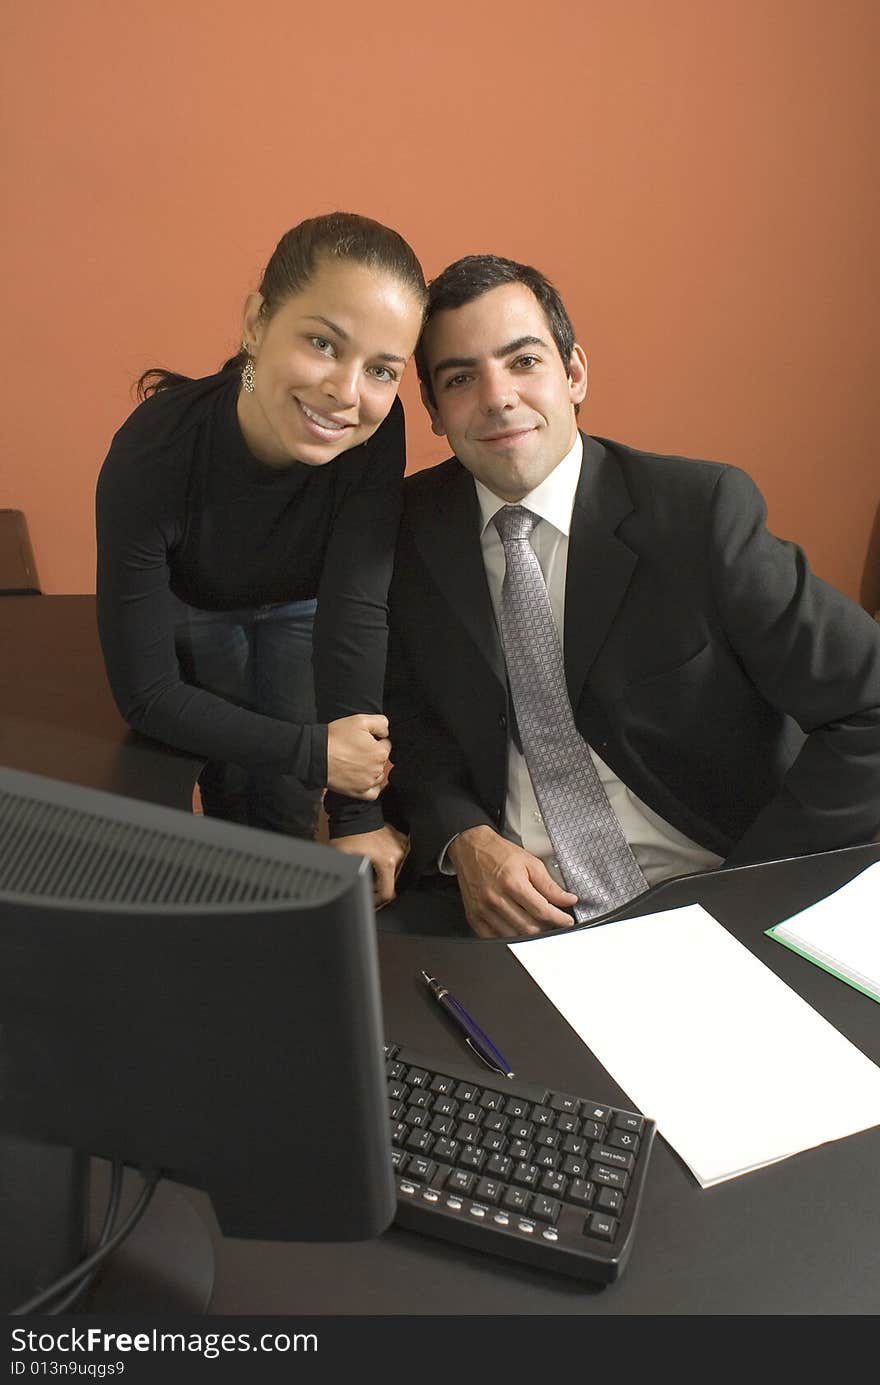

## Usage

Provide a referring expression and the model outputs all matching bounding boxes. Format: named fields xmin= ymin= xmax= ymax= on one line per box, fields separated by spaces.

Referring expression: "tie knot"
xmin=493 ymin=505 xmax=539 ymax=545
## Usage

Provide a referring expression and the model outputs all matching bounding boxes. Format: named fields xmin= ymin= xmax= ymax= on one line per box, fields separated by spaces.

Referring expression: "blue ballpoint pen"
xmin=420 ymin=970 xmax=515 ymax=1078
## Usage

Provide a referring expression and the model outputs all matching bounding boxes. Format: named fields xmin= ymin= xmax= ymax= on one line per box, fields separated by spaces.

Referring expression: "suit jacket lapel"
xmin=411 ymin=460 xmax=507 ymax=690
xmin=564 ymin=435 xmax=637 ymax=708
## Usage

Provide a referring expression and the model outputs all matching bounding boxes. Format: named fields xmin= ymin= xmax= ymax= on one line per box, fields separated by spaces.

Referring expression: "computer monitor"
xmin=0 ymin=765 xmax=395 ymax=1307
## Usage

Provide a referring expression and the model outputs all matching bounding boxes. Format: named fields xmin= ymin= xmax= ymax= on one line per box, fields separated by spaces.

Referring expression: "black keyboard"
xmin=386 ymin=1043 xmax=655 ymax=1283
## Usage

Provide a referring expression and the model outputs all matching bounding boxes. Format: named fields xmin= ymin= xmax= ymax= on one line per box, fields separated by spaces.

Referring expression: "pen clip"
xmin=464 ymin=1035 xmax=509 ymax=1078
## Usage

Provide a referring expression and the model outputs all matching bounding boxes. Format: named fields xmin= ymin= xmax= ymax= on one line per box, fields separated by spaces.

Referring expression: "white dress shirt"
xmin=442 ymin=434 xmax=723 ymax=887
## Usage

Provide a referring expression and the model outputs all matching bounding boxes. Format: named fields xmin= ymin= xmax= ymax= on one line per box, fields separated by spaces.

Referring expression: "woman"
xmin=96 ymin=211 xmax=425 ymax=902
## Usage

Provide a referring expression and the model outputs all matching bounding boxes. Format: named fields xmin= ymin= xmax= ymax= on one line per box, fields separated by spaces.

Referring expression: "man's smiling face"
xmin=419 ymin=282 xmax=587 ymax=501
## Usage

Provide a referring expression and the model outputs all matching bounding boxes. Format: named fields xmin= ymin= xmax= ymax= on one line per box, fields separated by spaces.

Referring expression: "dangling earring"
xmin=241 ymin=342 xmax=256 ymax=394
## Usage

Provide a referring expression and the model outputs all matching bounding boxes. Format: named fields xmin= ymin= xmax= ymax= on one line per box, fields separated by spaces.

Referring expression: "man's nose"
xmin=480 ymin=367 xmax=517 ymax=414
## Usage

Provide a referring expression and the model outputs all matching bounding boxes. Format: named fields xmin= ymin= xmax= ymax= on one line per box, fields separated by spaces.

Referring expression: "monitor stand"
xmin=1 ymin=1138 xmax=214 ymax=1314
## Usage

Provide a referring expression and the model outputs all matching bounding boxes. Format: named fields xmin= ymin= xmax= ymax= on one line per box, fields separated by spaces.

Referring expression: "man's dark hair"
xmin=415 ymin=254 xmax=577 ymax=408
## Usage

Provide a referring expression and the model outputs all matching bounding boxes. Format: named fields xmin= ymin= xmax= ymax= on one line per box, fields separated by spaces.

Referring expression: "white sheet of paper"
xmin=509 ymin=904 xmax=880 ymax=1187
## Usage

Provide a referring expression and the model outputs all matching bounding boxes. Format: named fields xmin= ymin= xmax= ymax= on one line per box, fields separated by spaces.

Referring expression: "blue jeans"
xmin=172 ymin=595 xmax=321 ymax=838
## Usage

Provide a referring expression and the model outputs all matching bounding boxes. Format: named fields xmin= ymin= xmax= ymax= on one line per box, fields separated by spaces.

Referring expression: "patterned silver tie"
xmin=493 ymin=504 xmax=647 ymax=922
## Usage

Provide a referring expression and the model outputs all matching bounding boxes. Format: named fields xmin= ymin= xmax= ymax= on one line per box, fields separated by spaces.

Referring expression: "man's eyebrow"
xmin=302 ymin=315 xmax=407 ymax=364
xmin=431 ymin=335 xmax=549 ymax=379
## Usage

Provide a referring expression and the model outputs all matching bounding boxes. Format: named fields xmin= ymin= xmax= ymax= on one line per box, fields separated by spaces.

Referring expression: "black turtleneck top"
xmin=95 ymin=369 xmax=406 ymax=836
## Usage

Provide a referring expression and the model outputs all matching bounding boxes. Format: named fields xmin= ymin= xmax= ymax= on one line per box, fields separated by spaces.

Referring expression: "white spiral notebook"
xmin=766 ymin=861 xmax=880 ymax=1004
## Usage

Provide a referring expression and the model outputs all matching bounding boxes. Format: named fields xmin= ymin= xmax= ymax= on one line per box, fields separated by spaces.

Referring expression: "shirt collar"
xmin=474 ymin=432 xmax=583 ymax=539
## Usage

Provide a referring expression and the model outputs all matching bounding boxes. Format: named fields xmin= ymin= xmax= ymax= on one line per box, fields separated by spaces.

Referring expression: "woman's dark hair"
xmin=137 ymin=212 xmax=427 ymax=399
xmin=414 ymin=254 xmax=577 ymax=409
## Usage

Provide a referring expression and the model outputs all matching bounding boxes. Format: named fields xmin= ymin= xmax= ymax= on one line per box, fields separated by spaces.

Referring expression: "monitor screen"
xmin=0 ymin=765 xmax=395 ymax=1262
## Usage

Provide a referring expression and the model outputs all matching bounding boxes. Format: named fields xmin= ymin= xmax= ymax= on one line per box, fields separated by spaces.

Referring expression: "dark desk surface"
xmin=3 ymin=595 xmax=880 ymax=1315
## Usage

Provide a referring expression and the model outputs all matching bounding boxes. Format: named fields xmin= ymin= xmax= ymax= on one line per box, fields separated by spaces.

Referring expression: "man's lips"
xmin=476 ymin=425 xmax=536 ymax=444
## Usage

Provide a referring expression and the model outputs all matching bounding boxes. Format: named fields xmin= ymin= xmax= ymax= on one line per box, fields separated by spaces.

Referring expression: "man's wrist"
xmin=446 ymin=824 xmax=497 ymax=870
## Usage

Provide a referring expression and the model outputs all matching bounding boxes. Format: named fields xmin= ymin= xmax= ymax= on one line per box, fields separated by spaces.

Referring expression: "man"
xmin=383 ymin=254 xmax=880 ymax=938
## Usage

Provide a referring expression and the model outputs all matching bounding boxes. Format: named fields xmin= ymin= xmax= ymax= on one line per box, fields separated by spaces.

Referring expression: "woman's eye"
xmin=311 ymin=337 xmax=335 ymax=355
xmin=368 ymin=365 xmax=396 ymax=383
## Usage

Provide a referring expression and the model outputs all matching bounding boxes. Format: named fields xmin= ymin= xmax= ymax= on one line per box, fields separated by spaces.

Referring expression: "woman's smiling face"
xmin=237 ymin=255 xmax=423 ymax=468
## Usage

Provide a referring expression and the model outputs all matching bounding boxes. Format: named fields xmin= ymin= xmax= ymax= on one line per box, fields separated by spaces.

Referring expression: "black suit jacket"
xmin=385 ymin=435 xmax=880 ymax=882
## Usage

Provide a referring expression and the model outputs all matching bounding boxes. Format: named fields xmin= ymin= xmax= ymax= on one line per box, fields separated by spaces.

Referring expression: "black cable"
xmin=43 ymin=1161 xmax=125 ymax=1315
xmin=10 ymin=1166 xmax=160 ymax=1316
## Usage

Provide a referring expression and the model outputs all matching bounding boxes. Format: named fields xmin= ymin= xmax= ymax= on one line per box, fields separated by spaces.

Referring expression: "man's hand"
xmin=330 ymin=824 xmax=409 ymax=907
xmin=326 ymin=714 xmax=391 ymax=800
xmin=447 ymin=825 xmax=577 ymax=938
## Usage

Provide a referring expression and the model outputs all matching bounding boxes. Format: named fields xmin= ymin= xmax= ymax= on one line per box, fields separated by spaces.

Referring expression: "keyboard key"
xmin=404 ymin=1155 xmax=437 ymax=1182
xmin=596 ymin=1186 xmax=623 ymax=1216
xmin=504 ymin=1096 xmax=531 ymax=1118
xmin=405 ymin=1129 xmax=434 ymax=1154
xmin=511 ymin=1161 xmax=540 ymax=1190
xmin=590 ymin=1144 xmax=635 ymax=1171
xmin=406 ymin=1066 xmax=430 ymax=1088
xmin=508 ymin=1138 xmax=533 ymax=1162
xmin=485 ymin=1153 xmax=513 ymax=1180
xmin=581 ymin=1119 xmax=606 ymax=1142
xmin=459 ymin=1145 xmax=486 ymax=1172
xmin=539 ymin=1170 xmax=567 ymax=1198
xmin=509 ymin=1119 xmax=535 ymax=1141
xmin=586 ymin=1211 xmax=618 ymax=1241
xmin=612 ymin=1111 xmax=644 ymax=1134
xmin=502 ymin=1186 xmax=531 ymax=1212
xmin=582 ymin=1103 xmax=611 ymax=1122
xmin=430 ymin=1113 xmax=455 ymax=1137
xmin=562 ymin=1153 xmax=589 ymax=1179
xmin=457 ymin=1102 xmax=483 ymax=1124
xmin=454 ymin=1081 xmax=481 ymax=1102
xmin=479 ymin=1090 xmax=507 ymax=1111
xmin=446 ymin=1168 xmax=475 ymax=1194
xmin=534 ymin=1148 xmax=560 ymax=1171
xmin=531 ymin=1104 xmax=554 ymax=1126
xmin=432 ymin=1094 xmax=458 ymax=1118
xmin=550 ymin=1093 xmax=580 ymax=1114
xmin=567 ymin=1178 xmax=595 ymax=1206
xmin=481 ymin=1130 xmax=507 ymax=1154
xmin=607 ymin=1129 xmax=640 ymax=1155
xmin=404 ymin=1107 xmax=430 ymax=1129
xmin=482 ymin=1112 xmax=508 ymax=1133
xmin=455 ymin=1122 xmax=481 ymax=1145
xmin=432 ymin=1136 xmax=459 ymax=1164
xmin=429 ymin=1073 xmax=456 ymax=1095
xmin=475 ymin=1177 xmax=504 ymax=1204
xmin=592 ymin=1165 xmax=629 ymax=1192
xmin=554 ymin=1112 xmax=580 ymax=1134
xmin=531 ymin=1194 xmax=561 ymax=1224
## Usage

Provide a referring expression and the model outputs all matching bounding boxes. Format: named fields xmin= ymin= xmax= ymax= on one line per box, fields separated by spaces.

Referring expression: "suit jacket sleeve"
xmin=383 ymin=603 xmax=497 ymax=879
xmin=709 ymin=465 xmax=880 ymax=864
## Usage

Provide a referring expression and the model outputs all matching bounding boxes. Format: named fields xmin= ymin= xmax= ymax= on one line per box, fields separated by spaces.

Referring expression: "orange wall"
xmin=1 ymin=1 xmax=878 ymax=606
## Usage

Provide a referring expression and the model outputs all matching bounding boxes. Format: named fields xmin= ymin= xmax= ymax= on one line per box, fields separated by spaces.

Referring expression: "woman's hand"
xmin=329 ymin=824 xmax=410 ymax=907
xmin=326 ymin=714 xmax=391 ymax=799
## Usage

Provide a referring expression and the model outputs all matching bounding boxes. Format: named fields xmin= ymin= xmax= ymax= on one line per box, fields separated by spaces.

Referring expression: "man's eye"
xmin=513 ymin=355 xmax=539 ymax=369
xmin=443 ymin=374 xmax=471 ymax=389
